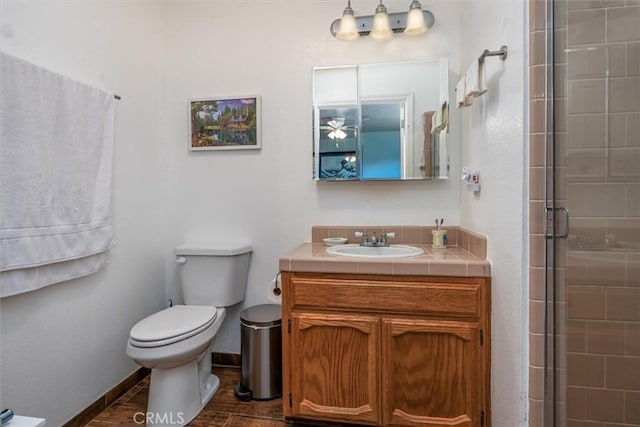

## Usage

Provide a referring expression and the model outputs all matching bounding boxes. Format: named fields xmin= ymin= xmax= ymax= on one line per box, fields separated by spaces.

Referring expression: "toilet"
xmin=126 ymin=242 xmax=252 ymax=426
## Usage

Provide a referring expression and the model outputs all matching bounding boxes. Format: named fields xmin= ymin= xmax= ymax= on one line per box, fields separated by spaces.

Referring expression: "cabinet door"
xmin=290 ymin=312 xmax=380 ymax=424
xmin=382 ymin=319 xmax=482 ymax=427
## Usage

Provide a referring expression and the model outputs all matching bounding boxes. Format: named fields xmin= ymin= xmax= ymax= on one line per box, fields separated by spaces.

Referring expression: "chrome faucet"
xmin=371 ymin=232 xmax=379 ymax=245
xmin=354 ymin=231 xmax=396 ymax=247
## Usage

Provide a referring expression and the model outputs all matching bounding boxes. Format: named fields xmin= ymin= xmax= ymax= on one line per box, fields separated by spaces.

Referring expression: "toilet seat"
xmin=129 ymin=305 xmax=218 ymax=348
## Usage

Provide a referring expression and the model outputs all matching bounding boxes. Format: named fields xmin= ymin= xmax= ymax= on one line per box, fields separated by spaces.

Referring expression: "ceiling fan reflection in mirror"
xmin=320 ymin=116 xmax=357 ymax=147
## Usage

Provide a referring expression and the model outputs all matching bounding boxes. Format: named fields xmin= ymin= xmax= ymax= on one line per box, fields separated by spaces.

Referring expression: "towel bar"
xmin=478 ymin=45 xmax=508 ymax=63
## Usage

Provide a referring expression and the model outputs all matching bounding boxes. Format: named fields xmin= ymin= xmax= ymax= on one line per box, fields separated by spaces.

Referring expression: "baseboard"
xmin=62 ymin=353 xmax=237 ymax=426
xmin=62 ymin=367 xmax=149 ymax=427
xmin=213 ymin=352 xmax=241 ymax=367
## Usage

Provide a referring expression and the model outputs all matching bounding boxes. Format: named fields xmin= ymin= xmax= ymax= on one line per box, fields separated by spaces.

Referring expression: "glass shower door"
xmin=544 ymin=0 xmax=640 ymax=425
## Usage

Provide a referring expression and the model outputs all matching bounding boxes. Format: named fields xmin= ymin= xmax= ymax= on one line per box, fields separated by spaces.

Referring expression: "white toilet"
xmin=126 ymin=242 xmax=252 ymax=426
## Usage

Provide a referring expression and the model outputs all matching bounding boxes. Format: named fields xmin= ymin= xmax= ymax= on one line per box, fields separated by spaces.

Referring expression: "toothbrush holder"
xmin=432 ymin=229 xmax=448 ymax=249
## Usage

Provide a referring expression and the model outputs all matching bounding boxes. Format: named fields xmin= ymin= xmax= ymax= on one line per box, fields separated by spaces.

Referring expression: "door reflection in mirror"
xmin=360 ymin=101 xmax=404 ymax=180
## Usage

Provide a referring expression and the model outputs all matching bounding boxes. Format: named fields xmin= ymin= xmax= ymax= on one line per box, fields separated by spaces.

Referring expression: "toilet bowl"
xmin=126 ymin=242 xmax=252 ymax=427
xmin=126 ymin=305 xmax=226 ymax=425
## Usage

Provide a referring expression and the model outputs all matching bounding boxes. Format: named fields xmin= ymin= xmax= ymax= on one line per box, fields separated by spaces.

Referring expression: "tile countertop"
xmin=279 ymin=243 xmax=491 ymax=278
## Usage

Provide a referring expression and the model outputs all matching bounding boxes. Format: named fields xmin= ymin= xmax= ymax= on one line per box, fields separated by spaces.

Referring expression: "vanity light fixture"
xmin=370 ymin=1 xmax=393 ymax=41
xmin=331 ymin=0 xmax=434 ymax=41
xmin=335 ymin=0 xmax=360 ymax=41
xmin=404 ymin=0 xmax=428 ymax=36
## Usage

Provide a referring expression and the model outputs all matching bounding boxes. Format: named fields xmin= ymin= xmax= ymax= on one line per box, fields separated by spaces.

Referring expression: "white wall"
xmin=0 ymin=1 xmax=167 ymax=425
xmin=457 ymin=0 xmax=528 ymax=426
xmin=162 ymin=0 xmax=463 ymax=355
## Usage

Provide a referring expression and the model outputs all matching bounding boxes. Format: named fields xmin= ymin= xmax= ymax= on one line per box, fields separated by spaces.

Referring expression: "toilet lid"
xmin=129 ymin=305 xmax=218 ymax=347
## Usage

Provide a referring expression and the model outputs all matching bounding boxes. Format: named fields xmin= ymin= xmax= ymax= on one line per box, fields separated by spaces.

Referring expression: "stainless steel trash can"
xmin=236 ymin=304 xmax=282 ymax=401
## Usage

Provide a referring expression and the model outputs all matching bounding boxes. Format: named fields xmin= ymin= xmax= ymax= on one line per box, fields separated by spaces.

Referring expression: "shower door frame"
xmin=543 ymin=0 xmax=559 ymax=423
xmin=530 ymin=0 xmax=566 ymax=424
xmin=533 ymin=0 xmax=640 ymax=424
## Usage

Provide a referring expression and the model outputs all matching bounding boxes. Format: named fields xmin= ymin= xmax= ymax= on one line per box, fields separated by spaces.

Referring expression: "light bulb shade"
xmin=336 ymin=3 xmax=360 ymax=41
xmin=404 ymin=1 xmax=427 ymax=36
xmin=369 ymin=5 xmax=393 ymax=41
xmin=328 ymin=129 xmax=347 ymax=140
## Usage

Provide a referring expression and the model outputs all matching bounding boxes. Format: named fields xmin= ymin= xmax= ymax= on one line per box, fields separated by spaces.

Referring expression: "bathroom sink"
xmin=326 ymin=244 xmax=424 ymax=259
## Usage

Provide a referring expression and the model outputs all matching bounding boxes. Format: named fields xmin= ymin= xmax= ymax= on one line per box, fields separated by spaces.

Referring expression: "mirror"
xmin=312 ymin=58 xmax=450 ymax=181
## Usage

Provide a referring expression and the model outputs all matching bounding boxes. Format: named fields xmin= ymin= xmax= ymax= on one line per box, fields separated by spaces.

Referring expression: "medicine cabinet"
xmin=312 ymin=58 xmax=450 ymax=181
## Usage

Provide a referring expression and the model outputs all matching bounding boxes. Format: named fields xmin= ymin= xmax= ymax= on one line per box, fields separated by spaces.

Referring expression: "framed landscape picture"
xmin=189 ymin=96 xmax=261 ymax=151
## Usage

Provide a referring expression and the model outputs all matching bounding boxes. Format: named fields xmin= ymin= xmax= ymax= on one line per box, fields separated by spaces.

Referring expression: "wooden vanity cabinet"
xmin=289 ymin=312 xmax=380 ymax=424
xmin=281 ymin=272 xmax=491 ymax=427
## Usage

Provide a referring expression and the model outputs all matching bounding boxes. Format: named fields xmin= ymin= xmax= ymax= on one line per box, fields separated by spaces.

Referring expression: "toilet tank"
xmin=175 ymin=242 xmax=252 ymax=307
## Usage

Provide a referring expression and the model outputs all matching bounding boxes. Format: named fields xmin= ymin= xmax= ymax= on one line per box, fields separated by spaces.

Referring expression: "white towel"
xmin=477 ymin=59 xmax=488 ymax=96
xmin=430 ymin=101 xmax=449 ymax=134
xmin=440 ymin=101 xmax=449 ymax=131
xmin=456 ymin=76 xmax=466 ymax=108
xmin=431 ymin=109 xmax=441 ymax=134
xmin=465 ymin=59 xmax=488 ymax=98
xmin=457 ymin=74 xmax=474 ymax=108
xmin=0 ymin=252 xmax=111 ymax=298
xmin=0 ymin=52 xmax=115 ymax=297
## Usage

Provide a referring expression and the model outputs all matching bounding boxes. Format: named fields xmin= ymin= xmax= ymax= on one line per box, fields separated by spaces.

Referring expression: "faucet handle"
xmin=380 ymin=232 xmax=395 ymax=245
xmin=354 ymin=231 xmax=368 ymax=242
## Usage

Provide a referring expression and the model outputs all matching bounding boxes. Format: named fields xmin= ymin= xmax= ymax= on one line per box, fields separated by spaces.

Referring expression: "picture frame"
xmin=189 ymin=96 xmax=261 ymax=151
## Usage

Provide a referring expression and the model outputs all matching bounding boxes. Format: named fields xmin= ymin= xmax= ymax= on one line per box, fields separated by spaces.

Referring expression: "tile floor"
xmin=86 ymin=366 xmax=355 ymax=427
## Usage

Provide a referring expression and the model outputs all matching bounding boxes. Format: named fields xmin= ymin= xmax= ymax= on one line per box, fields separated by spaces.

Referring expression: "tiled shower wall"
xmin=529 ymin=0 xmax=640 ymax=425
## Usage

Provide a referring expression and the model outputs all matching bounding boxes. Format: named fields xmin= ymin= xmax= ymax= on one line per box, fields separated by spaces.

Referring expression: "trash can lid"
xmin=240 ymin=304 xmax=282 ymax=327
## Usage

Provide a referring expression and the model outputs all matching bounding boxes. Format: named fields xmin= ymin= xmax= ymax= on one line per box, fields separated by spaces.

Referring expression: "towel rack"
xmin=478 ymin=45 xmax=508 ymax=63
